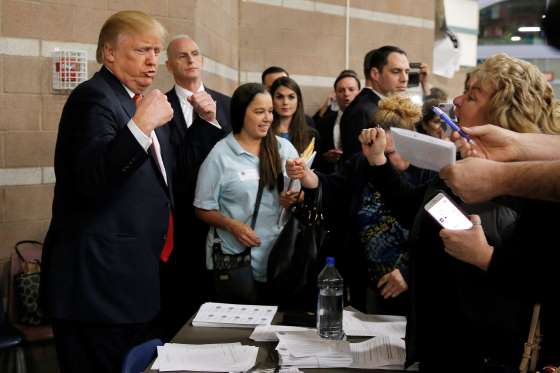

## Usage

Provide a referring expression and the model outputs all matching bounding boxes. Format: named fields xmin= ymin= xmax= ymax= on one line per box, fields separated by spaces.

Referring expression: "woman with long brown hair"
xmin=194 ymin=83 xmax=299 ymax=301
xmin=270 ymin=76 xmax=318 ymax=154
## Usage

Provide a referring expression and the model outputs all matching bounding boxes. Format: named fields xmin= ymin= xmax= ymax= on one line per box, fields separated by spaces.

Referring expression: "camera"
xmin=407 ymin=62 xmax=421 ymax=88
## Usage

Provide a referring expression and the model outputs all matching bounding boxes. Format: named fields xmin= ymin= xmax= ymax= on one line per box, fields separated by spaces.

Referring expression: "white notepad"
xmin=391 ymin=127 xmax=456 ymax=172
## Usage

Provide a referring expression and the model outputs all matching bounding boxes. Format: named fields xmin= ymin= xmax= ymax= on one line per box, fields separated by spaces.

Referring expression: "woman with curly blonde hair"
xmin=290 ymin=57 xmax=557 ymax=371
xmin=455 ymin=53 xmax=560 ymax=134
xmin=288 ymin=94 xmax=435 ymax=315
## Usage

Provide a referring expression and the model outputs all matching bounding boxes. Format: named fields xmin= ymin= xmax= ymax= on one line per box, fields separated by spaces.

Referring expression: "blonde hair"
xmin=96 ymin=11 xmax=167 ymax=63
xmin=373 ymin=95 xmax=421 ymax=131
xmin=470 ymin=53 xmax=560 ymax=134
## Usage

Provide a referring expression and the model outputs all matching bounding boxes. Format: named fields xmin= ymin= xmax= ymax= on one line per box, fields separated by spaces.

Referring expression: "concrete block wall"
xmin=0 ymin=0 xmax=466 ymax=261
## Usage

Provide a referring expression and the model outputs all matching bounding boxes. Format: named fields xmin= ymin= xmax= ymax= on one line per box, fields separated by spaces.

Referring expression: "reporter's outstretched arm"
xmin=453 ymin=124 xmax=560 ymax=162
xmin=441 ymin=158 xmax=560 ymax=203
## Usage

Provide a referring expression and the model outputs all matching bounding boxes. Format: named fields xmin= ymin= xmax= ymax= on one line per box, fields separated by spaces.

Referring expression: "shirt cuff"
xmin=208 ymin=118 xmax=222 ymax=129
xmin=127 ymin=119 xmax=152 ymax=152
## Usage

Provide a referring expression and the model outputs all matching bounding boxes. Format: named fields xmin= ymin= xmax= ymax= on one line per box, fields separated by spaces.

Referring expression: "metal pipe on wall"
xmin=345 ymin=0 xmax=350 ymax=69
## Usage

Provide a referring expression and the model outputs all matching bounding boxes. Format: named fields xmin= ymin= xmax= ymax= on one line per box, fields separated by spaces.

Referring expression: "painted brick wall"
xmin=0 ymin=0 xmax=467 ymax=263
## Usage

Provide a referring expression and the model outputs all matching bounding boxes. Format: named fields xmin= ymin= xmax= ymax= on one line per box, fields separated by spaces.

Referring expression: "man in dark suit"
xmin=159 ymin=35 xmax=231 ymax=340
xmin=41 ymin=11 xmax=174 ymax=373
xmin=315 ymin=70 xmax=361 ymax=173
xmin=340 ymin=45 xmax=411 ymax=161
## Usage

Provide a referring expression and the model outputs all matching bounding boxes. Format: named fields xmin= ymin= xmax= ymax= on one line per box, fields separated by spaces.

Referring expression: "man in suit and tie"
xmin=340 ymin=45 xmax=416 ymax=161
xmin=160 ymin=35 xmax=231 ymax=340
xmin=41 ymin=11 xmax=174 ymax=373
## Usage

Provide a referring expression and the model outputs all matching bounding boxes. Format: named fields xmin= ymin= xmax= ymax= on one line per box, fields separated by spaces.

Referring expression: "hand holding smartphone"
xmin=424 ymin=192 xmax=473 ymax=230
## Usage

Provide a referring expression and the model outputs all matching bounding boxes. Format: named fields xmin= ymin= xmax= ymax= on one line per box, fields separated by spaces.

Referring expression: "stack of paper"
xmin=249 ymin=325 xmax=314 ymax=342
xmin=151 ymin=342 xmax=259 ymax=372
xmin=349 ymin=336 xmax=406 ymax=370
xmin=276 ymin=330 xmax=354 ymax=368
xmin=343 ymin=310 xmax=406 ymax=338
xmin=192 ymin=302 xmax=277 ymax=328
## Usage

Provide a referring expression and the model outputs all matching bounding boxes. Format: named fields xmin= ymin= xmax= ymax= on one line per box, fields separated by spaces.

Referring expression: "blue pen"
xmin=432 ymin=106 xmax=475 ymax=144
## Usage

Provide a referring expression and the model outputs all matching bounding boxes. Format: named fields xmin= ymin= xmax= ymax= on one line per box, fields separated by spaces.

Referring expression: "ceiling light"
xmin=518 ymin=26 xmax=541 ymax=32
xmin=511 ymin=36 xmax=521 ymax=41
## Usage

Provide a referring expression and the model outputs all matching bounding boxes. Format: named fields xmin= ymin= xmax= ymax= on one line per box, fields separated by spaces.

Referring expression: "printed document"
xmin=151 ymin=342 xmax=259 ymax=372
xmin=343 ymin=310 xmax=406 ymax=338
xmin=192 ymin=302 xmax=277 ymax=328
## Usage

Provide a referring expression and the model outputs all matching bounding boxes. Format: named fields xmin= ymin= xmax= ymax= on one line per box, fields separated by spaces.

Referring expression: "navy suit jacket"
xmin=165 ymin=86 xmax=230 ymax=270
xmin=339 ymin=88 xmax=381 ymax=161
xmin=42 ymin=66 xmax=174 ymax=323
xmin=314 ymin=110 xmax=338 ymax=174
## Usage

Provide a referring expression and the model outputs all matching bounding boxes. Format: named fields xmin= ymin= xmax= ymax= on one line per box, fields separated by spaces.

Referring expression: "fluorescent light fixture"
xmin=511 ymin=36 xmax=522 ymax=41
xmin=518 ymin=26 xmax=541 ymax=32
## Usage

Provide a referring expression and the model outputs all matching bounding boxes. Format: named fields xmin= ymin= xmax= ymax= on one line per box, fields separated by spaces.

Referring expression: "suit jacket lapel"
xmin=99 ymin=67 xmax=172 ymax=197
xmin=167 ymin=88 xmax=188 ymax=142
xmin=154 ymin=126 xmax=174 ymax=200
xmin=99 ymin=66 xmax=136 ymax=120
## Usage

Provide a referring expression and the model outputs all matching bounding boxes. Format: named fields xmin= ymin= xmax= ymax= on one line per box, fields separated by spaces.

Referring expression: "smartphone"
xmin=407 ymin=62 xmax=421 ymax=88
xmin=424 ymin=192 xmax=473 ymax=230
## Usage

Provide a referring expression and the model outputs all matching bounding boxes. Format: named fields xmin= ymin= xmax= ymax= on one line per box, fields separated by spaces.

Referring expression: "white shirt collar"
xmin=122 ymin=84 xmax=135 ymax=99
xmin=174 ymin=83 xmax=205 ymax=102
xmin=369 ymin=87 xmax=386 ymax=100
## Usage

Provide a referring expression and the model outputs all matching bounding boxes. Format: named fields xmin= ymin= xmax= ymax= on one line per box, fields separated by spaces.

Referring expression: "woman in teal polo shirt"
xmin=194 ymin=83 xmax=299 ymax=300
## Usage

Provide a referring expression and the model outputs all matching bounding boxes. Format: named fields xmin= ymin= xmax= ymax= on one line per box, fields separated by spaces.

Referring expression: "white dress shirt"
xmin=332 ymin=110 xmax=343 ymax=150
xmin=122 ymin=85 xmax=168 ymax=185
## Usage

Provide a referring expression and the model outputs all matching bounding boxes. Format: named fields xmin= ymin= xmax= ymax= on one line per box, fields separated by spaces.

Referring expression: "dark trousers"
xmin=52 ymin=318 xmax=155 ymax=373
xmin=158 ymin=257 xmax=214 ymax=341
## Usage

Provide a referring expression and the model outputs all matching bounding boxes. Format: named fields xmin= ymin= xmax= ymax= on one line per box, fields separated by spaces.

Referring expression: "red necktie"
xmin=132 ymin=93 xmax=174 ymax=262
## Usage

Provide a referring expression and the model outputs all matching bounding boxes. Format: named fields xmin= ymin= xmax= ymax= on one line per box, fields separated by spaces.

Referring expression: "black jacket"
xmin=339 ymin=89 xmax=380 ymax=161
xmin=369 ymin=162 xmax=532 ymax=372
xmin=165 ymin=86 xmax=230 ymax=274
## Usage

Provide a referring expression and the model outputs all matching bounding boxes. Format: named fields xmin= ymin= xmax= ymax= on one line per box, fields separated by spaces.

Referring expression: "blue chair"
xmin=0 ymin=287 xmax=26 ymax=373
xmin=121 ymin=338 xmax=162 ymax=373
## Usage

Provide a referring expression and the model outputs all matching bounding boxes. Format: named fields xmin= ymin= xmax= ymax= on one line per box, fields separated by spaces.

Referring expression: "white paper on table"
xmin=275 ymin=330 xmax=353 ymax=368
xmin=192 ymin=302 xmax=277 ymax=328
xmin=391 ymin=127 xmax=456 ymax=172
xmin=153 ymin=342 xmax=259 ymax=372
xmin=249 ymin=325 xmax=314 ymax=341
xmin=343 ymin=310 xmax=406 ymax=338
xmin=276 ymin=330 xmax=350 ymax=358
xmin=152 ymin=343 xmax=242 ymax=370
xmin=349 ymin=336 xmax=406 ymax=370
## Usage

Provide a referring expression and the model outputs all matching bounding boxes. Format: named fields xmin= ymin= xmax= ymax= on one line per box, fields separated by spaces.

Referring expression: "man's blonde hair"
xmin=96 ymin=10 xmax=167 ymax=63
xmin=373 ymin=95 xmax=422 ymax=131
xmin=470 ymin=53 xmax=560 ymax=134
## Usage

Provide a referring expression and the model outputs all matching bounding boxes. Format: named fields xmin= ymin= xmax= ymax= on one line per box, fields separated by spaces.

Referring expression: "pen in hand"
xmin=432 ymin=107 xmax=475 ymax=144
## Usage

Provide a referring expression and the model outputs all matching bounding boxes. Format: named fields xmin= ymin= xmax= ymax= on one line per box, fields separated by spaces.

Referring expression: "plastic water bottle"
xmin=317 ymin=257 xmax=344 ymax=339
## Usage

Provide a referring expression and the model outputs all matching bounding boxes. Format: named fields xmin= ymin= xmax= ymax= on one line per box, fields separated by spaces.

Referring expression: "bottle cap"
xmin=326 ymin=257 xmax=335 ymax=265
